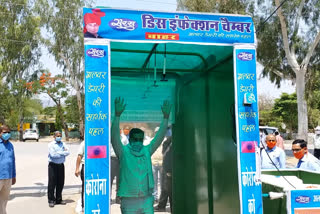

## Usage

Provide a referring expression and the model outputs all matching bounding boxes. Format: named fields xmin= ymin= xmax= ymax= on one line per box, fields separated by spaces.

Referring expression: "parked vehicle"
xmin=23 ymin=129 xmax=39 ymax=142
xmin=259 ymin=126 xmax=278 ymax=135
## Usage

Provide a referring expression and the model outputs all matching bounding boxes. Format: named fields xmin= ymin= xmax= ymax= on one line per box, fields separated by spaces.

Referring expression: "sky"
xmin=39 ymin=0 xmax=295 ymax=106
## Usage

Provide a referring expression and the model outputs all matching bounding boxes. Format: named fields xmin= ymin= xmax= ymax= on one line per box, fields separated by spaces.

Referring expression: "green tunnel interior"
xmin=110 ymin=41 xmax=240 ymax=214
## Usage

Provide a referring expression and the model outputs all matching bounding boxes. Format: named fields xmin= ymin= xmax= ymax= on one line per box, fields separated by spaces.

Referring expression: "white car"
xmin=259 ymin=126 xmax=278 ymax=135
xmin=23 ymin=129 xmax=39 ymax=142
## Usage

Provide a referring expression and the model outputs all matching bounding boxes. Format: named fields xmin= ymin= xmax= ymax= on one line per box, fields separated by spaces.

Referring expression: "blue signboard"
xmin=83 ymin=7 xmax=259 ymax=214
xmin=288 ymin=189 xmax=320 ymax=214
xmin=234 ymin=48 xmax=263 ymax=214
xmin=83 ymin=8 xmax=255 ymax=44
xmin=84 ymin=43 xmax=110 ymax=214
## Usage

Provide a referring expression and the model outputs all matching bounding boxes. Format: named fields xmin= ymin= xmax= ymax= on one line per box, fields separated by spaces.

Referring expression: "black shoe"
xmin=49 ymin=202 xmax=55 ymax=208
xmin=154 ymin=206 xmax=166 ymax=212
xmin=56 ymin=200 xmax=67 ymax=205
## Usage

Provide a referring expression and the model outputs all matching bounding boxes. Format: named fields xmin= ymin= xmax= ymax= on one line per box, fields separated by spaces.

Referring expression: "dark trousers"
xmin=48 ymin=162 xmax=65 ymax=203
xmin=315 ymin=149 xmax=320 ymax=159
xmin=158 ymin=173 xmax=172 ymax=211
xmin=81 ymin=164 xmax=84 ymax=208
xmin=111 ymin=156 xmax=120 ymax=196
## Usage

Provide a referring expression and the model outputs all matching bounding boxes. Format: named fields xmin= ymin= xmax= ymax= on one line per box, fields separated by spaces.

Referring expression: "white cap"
xmin=315 ymin=126 xmax=320 ymax=131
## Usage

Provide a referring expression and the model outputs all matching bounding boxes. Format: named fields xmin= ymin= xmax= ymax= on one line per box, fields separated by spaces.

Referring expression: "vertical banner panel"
xmin=234 ymin=47 xmax=263 ymax=214
xmin=84 ymin=41 xmax=110 ymax=214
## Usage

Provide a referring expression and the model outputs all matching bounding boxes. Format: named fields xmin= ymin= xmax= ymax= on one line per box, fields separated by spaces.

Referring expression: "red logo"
xmin=241 ymin=141 xmax=257 ymax=153
xmin=145 ymin=32 xmax=179 ymax=40
xmin=87 ymin=146 xmax=107 ymax=159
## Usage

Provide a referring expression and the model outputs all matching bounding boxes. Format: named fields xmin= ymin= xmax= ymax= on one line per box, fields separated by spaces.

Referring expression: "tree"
xmin=26 ymin=72 xmax=70 ymax=141
xmin=272 ymin=93 xmax=298 ymax=136
xmin=258 ymin=94 xmax=274 ymax=125
xmin=177 ymin=0 xmax=254 ymax=14
xmin=0 ymin=0 xmax=42 ymax=140
xmin=257 ymin=0 xmax=320 ymax=140
xmin=305 ymin=66 xmax=320 ymax=129
xmin=35 ymin=0 xmax=91 ymax=140
xmin=65 ymin=94 xmax=84 ymax=129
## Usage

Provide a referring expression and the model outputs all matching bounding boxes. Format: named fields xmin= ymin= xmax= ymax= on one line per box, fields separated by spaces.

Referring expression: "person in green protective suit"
xmin=111 ymin=97 xmax=171 ymax=214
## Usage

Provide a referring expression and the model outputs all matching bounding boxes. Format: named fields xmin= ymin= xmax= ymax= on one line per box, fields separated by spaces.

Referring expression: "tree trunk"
xmin=296 ymin=71 xmax=308 ymax=140
xmin=76 ymin=88 xmax=84 ymax=140
xmin=18 ymin=98 xmax=24 ymax=141
xmin=19 ymin=117 xmax=24 ymax=141
xmin=57 ymin=104 xmax=69 ymax=141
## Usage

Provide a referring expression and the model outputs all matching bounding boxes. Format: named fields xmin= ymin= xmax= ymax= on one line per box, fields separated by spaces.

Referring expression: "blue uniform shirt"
xmin=48 ymin=140 xmax=70 ymax=164
xmin=0 ymin=139 xmax=16 ymax=179
xmin=261 ymin=146 xmax=286 ymax=169
xmin=297 ymin=153 xmax=320 ymax=172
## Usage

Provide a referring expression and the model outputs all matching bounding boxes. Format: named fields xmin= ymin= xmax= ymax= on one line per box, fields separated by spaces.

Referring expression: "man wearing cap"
xmin=84 ymin=9 xmax=105 ymax=38
xmin=313 ymin=126 xmax=320 ymax=159
xmin=261 ymin=134 xmax=286 ymax=169
xmin=111 ymin=97 xmax=171 ymax=214
xmin=292 ymin=139 xmax=320 ymax=171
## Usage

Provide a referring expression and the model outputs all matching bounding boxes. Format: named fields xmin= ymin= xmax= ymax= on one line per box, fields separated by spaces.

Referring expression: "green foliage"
xmin=306 ymin=67 xmax=320 ymax=128
xmin=42 ymin=106 xmax=56 ymax=117
xmin=177 ymin=0 xmax=254 ymax=15
xmin=272 ymin=93 xmax=298 ymax=132
xmin=0 ymin=0 xmax=42 ymax=135
xmin=0 ymin=84 xmax=18 ymax=126
xmin=256 ymin=0 xmax=320 ymax=86
xmin=35 ymin=0 xmax=92 ymax=139
xmin=65 ymin=95 xmax=84 ymax=126
xmin=0 ymin=0 xmax=42 ymax=81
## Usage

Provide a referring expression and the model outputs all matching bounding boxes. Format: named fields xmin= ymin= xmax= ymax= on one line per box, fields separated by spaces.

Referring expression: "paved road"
xmin=7 ymin=141 xmax=81 ymax=214
xmin=6 ymin=140 xmax=171 ymax=214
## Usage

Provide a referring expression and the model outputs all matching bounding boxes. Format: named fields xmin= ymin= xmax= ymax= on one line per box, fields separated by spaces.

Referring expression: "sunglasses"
xmin=267 ymin=139 xmax=275 ymax=142
xmin=292 ymin=148 xmax=302 ymax=152
xmin=2 ymin=131 xmax=10 ymax=134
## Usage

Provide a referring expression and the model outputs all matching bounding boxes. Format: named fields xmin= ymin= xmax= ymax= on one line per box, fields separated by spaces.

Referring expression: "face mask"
xmin=293 ymin=149 xmax=305 ymax=160
xmin=55 ymin=137 xmax=62 ymax=142
xmin=130 ymin=142 xmax=143 ymax=152
xmin=2 ymin=133 xmax=11 ymax=141
xmin=266 ymin=141 xmax=276 ymax=149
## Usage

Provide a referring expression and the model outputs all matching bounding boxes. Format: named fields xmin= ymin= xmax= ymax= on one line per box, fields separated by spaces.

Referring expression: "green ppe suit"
xmin=111 ymin=116 xmax=169 ymax=214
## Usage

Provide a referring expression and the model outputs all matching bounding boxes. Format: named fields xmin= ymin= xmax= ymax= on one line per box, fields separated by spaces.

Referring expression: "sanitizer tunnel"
xmin=84 ymin=8 xmax=261 ymax=214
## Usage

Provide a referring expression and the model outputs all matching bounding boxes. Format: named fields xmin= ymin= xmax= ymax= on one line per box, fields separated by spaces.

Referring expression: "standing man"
xmin=313 ymin=126 xmax=320 ymax=159
xmin=111 ymin=97 xmax=171 ymax=214
xmin=75 ymin=141 xmax=85 ymax=212
xmin=292 ymin=139 xmax=320 ymax=172
xmin=110 ymin=144 xmax=121 ymax=204
xmin=48 ymin=131 xmax=70 ymax=207
xmin=274 ymin=131 xmax=284 ymax=150
xmin=0 ymin=125 xmax=16 ymax=214
xmin=154 ymin=127 xmax=172 ymax=212
xmin=261 ymin=134 xmax=286 ymax=169
xmin=151 ymin=127 xmax=163 ymax=203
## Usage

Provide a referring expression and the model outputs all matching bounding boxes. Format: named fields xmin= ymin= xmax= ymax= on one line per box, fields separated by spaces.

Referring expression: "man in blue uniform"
xmin=261 ymin=134 xmax=286 ymax=169
xmin=292 ymin=139 xmax=320 ymax=171
xmin=0 ymin=125 xmax=16 ymax=214
xmin=47 ymin=131 xmax=70 ymax=207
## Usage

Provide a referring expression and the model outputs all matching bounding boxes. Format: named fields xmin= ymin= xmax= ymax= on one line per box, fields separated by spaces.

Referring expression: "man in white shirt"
xmin=292 ymin=139 xmax=320 ymax=172
xmin=261 ymin=134 xmax=286 ymax=169
xmin=313 ymin=126 xmax=320 ymax=159
xmin=75 ymin=141 xmax=85 ymax=212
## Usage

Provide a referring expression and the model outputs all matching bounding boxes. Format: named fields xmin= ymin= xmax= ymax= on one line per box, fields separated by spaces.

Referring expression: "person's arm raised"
xmin=111 ymin=97 xmax=126 ymax=158
xmin=149 ymin=100 xmax=171 ymax=155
